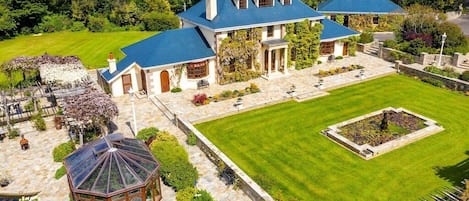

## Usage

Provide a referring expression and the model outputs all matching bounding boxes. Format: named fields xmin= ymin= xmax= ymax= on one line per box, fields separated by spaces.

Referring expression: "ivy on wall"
xmin=284 ymin=20 xmax=323 ymax=69
xmin=336 ymin=15 xmax=345 ymax=25
xmin=340 ymin=36 xmax=359 ymax=56
xmin=348 ymin=14 xmax=404 ymax=32
xmin=218 ymin=28 xmax=262 ymax=84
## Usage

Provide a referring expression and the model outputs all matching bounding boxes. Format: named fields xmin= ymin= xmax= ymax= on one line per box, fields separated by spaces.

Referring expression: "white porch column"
xmin=274 ymin=49 xmax=279 ymax=73
xmin=283 ymin=47 xmax=288 ymax=74
xmin=267 ymin=49 xmax=272 ymax=76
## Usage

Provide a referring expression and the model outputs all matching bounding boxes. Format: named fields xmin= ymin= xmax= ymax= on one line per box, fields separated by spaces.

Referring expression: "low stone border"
xmin=175 ymin=117 xmax=274 ymax=201
xmin=322 ymin=107 xmax=444 ymax=160
xmin=396 ymin=61 xmax=469 ymax=92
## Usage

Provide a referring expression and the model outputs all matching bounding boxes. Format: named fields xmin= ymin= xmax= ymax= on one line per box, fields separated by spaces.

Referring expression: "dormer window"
xmin=259 ymin=0 xmax=273 ymax=7
xmin=267 ymin=26 xmax=274 ymax=37
xmin=284 ymin=0 xmax=291 ymax=5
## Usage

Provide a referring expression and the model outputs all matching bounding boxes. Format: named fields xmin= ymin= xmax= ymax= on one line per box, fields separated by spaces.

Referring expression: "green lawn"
xmin=0 ymin=31 xmax=155 ymax=68
xmin=196 ymin=75 xmax=469 ymax=201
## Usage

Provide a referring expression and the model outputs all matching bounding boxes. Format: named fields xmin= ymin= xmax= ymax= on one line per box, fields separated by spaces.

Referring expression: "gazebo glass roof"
xmin=64 ymin=134 xmax=159 ymax=196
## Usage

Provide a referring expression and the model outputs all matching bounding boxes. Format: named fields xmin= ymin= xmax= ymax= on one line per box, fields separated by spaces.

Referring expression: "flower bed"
xmin=318 ymin=64 xmax=365 ymax=78
xmin=339 ymin=110 xmax=426 ymax=146
xmin=423 ymin=66 xmax=460 ymax=79
xmin=322 ymin=107 xmax=443 ymax=159
xmin=192 ymin=83 xmax=260 ymax=106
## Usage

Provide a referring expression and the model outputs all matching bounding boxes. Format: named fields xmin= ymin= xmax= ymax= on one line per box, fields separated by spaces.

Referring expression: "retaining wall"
xmin=396 ymin=61 xmax=469 ymax=92
xmin=175 ymin=117 xmax=275 ymax=201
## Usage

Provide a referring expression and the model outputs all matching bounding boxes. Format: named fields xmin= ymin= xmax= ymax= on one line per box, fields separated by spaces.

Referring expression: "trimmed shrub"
xmin=335 ymin=56 xmax=343 ymax=60
xmin=421 ymin=77 xmax=445 ymax=88
xmin=171 ymin=87 xmax=182 ymax=93
xmin=53 ymin=141 xmax=76 ymax=162
xmin=136 ymin=127 xmax=159 ymax=141
xmin=460 ymin=71 xmax=469 ymax=81
xmin=150 ymin=132 xmax=198 ymax=191
xmin=54 ymin=165 xmax=66 ymax=179
xmin=186 ymin=132 xmax=197 ymax=146
xmin=193 ymin=189 xmax=215 ymax=201
xmin=176 ymin=187 xmax=196 ymax=201
xmin=358 ymin=32 xmax=374 ymax=44
xmin=249 ymin=83 xmax=260 ymax=93
xmin=383 ymin=39 xmax=398 ymax=49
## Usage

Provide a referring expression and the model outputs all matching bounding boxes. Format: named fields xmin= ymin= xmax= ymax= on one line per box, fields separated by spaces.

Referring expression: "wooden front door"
xmin=122 ymin=74 xmax=132 ymax=94
xmin=160 ymin=71 xmax=170 ymax=93
xmin=141 ymin=69 xmax=147 ymax=93
xmin=343 ymin=42 xmax=348 ymax=56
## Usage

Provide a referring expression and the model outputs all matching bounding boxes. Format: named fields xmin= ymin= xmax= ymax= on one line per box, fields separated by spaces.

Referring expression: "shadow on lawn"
xmin=434 ymin=151 xmax=469 ymax=186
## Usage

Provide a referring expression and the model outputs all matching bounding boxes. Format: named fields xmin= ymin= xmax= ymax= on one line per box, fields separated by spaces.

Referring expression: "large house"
xmin=317 ymin=0 xmax=405 ymax=31
xmin=99 ymin=0 xmax=358 ymax=97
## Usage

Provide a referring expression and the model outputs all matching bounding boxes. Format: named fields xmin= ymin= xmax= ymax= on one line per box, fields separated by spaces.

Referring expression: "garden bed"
xmin=192 ymin=83 xmax=260 ymax=106
xmin=323 ymin=107 xmax=444 ymax=159
xmin=317 ymin=64 xmax=364 ymax=78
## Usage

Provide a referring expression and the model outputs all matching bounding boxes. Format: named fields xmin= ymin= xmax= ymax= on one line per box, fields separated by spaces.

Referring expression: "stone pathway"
xmin=157 ymin=52 xmax=396 ymax=122
xmin=0 ymin=118 xmax=70 ymax=200
xmin=111 ymin=96 xmax=251 ymax=201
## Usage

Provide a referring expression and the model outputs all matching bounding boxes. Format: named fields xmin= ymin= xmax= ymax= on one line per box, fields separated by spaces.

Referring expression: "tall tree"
xmin=71 ymin=0 xmax=96 ymax=22
xmin=8 ymin=0 xmax=48 ymax=32
xmin=0 ymin=3 xmax=16 ymax=39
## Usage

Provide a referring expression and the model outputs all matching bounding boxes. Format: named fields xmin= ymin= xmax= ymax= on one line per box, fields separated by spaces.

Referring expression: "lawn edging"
xmin=175 ymin=117 xmax=274 ymax=201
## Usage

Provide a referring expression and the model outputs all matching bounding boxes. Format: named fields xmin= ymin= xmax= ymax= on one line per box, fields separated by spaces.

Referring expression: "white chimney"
xmin=206 ymin=0 xmax=217 ymax=21
xmin=108 ymin=52 xmax=117 ymax=74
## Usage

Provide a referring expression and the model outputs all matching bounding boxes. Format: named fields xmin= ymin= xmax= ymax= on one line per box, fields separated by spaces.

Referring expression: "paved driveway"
xmin=449 ymin=14 xmax=469 ymax=37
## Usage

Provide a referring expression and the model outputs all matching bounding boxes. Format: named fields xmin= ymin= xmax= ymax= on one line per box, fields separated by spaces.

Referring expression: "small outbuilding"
xmin=64 ymin=133 xmax=161 ymax=201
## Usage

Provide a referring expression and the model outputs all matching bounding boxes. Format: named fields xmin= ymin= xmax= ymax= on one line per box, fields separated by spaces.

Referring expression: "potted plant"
xmin=55 ymin=108 xmax=64 ymax=130
xmin=0 ymin=172 xmax=11 ymax=187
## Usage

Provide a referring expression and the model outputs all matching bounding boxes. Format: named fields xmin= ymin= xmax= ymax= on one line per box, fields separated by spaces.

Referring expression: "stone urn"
xmin=54 ymin=115 xmax=63 ymax=130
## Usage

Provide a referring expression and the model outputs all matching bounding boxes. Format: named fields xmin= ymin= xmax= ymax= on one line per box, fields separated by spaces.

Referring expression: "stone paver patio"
xmin=157 ymin=52 xmax=396 ymax=122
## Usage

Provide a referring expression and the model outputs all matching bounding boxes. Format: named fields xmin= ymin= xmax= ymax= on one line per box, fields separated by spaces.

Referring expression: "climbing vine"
xmin=340 ymin=36 xmax=359 ymax=56
xmin=348 ymin=14 xmax=404 ymax=32
xmin=219 ymin=28 xmax=262 ymax=84
xmin=284 ymin=20 xmax=323 ymax=69
xmin=336 ymin=15 xmax=344 ymax=25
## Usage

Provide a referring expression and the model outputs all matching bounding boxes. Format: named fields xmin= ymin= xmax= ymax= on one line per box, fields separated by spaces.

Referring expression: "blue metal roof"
xmin=178 ymin=0 xmax=324 ymax=31
xmin=320 ymin=18 xmax=359 ymax=42
xmin=317 ymin=0 xmax=405 ymax=14
xmin=101 ymin=27 xmax=215 ymax=82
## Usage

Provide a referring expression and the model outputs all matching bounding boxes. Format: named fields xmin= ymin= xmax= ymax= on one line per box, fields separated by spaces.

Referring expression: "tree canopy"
xmin=0 ymin=0 xmax=185 ymax=40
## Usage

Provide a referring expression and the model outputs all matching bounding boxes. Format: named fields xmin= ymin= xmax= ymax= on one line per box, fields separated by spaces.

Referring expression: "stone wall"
xmin=396 ymin=61 xmax=469 ymax=92
xmin=175 ymin=117 xmax=275 ymax=201
xmin=376 ymin=44 xmax=469 ymax=67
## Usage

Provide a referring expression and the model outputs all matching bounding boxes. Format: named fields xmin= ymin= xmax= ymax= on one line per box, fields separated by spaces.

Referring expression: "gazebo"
xmin=64 ymin=133 xmax=161 ymax=201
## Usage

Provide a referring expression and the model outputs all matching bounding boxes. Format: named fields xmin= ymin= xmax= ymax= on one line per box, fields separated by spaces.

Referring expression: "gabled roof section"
xmin=100 ymin=27 xmax=215 ymax=82
xmin=317 ymin=0 xmax=405 ymax=14
xmin=178 ymin=0 xmax=324 ymax=32
xmin=320 ymin=18 xmax=359 ymax=42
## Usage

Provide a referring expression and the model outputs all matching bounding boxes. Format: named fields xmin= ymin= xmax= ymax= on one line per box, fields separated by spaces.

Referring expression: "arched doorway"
xmin=160 ymin=71 xmax=170 ymax=93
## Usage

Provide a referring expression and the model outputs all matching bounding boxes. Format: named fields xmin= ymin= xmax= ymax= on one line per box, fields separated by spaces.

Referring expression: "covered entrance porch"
xmin=261 ymin=39 xmax=289 ymax=80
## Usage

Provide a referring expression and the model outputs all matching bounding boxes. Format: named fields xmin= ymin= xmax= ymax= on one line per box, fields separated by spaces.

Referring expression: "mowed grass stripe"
xmin=196 ymin=75 xmax=469 ymax=200
xmin=0 ymin=31 xmax=155 ymax=68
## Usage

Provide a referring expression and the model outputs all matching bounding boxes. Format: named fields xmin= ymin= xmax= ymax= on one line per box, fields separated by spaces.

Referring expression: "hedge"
xmin=136 ymin=127 xmax=159 ymax=141
xmin=150 ymin=131 xmax=198 ymax=191
xmin=52 ymin=141 xmax=76 ymax=162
